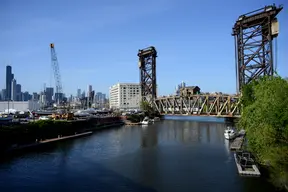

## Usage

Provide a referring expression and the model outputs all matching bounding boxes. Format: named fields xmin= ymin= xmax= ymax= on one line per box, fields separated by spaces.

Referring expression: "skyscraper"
xmin=6 ymin=65 xmax=12 ymax=100
xmin=45 ymin=87 xmax=54 ymax=104
xmin=87 ymin=85 xmax=92 ymax=97
xmin=11 ymin=79 xmax=17 ymax=101
xmin=16 ymin=84 xmax=22 ymax=101
xmin=0 ymin=89 xmax=6 ymax=101
xmin=77 ymin=89 xmax=81 ymax=98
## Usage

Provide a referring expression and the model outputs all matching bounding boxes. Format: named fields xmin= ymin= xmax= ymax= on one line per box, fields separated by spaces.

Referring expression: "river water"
xmin=0 ymin=117 xmax=277 ymax=192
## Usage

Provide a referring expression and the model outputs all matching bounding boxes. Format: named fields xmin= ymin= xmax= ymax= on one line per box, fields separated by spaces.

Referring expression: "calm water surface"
xmin=0 ymin=119 xmax=276 ymax=192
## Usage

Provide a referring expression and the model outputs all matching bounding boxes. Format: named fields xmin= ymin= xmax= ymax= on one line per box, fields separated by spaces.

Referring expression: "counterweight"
xmin=50 ymin=43 xmax=63 ymax=104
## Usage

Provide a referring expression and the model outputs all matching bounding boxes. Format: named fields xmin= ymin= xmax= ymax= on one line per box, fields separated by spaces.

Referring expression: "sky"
xmin=0 ymin=0 xmax=287 ymax=97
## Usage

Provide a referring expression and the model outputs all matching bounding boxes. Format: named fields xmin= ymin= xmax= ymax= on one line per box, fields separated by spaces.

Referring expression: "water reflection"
xmin=156 ymin=120 xmax=226 ymax=146
xmin=0 ymin=119 xmax=278 ymax=192
xmin=224 ymin=139 xmax=230 ymax=155
xmin=141 ymin=125 xmax=158 ymax=148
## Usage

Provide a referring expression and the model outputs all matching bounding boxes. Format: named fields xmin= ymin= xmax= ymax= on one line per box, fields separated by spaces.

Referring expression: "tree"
xmin=140 ymin=101 xmax=153 ymax=112
xmin=238 ymin=76 xmax=288 ymax=189
xmin=140 ymin=100 xmax=159 ymax=117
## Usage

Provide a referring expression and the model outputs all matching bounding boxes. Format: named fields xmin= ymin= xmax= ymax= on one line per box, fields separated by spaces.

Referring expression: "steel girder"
xmin=232 ymin=4 xmax=283 ymax=93
xmin=138 ymin=46 xmax=157 ymax=104
xmin=153 ymin=95 xmax=240 ymax=117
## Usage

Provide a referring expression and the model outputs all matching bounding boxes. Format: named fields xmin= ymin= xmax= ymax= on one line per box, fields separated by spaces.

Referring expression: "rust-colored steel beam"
xmin=153 ymin=94 xmax=240 ymax=117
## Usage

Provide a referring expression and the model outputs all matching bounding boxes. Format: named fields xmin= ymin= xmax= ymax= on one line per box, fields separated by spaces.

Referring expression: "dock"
xmin=234 ymin=153 xmax=261 ymax=177
xmin=39 ymin=131 xmax=93 ymax=144
xmin=7 ymin=131 xmax=93 ymax=152
xmin=230 ymin=136 xmax=245 ymax=150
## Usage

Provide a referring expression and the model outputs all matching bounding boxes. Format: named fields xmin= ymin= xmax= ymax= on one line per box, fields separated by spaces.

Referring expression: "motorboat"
xmin=141 ymin=117 xmax=152 ymax=125
xmin=152 ymin=117 xmax=161 ymax=122
xmin=234 ymin=151 xmax=261 ymax=177
xmin=224 ymin=126 xmax=238 ymax=140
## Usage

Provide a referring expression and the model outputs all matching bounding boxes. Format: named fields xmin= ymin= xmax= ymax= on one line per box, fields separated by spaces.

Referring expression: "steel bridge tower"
xmin=138 ymin=46 xmax=157 ymax=105
xmin=232 ymin=4 xmax=283 ymax=93
xmin=50 ymin=43 xmax=63 ymax=105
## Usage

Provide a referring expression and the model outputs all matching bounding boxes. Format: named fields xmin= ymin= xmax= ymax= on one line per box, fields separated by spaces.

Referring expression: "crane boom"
xmin=50 ymin=43 xmax=63 ymax=104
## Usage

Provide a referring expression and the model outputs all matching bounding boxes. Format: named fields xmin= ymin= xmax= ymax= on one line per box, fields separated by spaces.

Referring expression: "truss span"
xmin=154 ymin=95 xmax=240 ymax=117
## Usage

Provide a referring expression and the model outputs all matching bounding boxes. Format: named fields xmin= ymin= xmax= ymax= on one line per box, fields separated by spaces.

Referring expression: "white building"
xmin=109 ymin=83 xmax=141 ymax=109
xmin=0 ymin=101 xmax=41 ymax=112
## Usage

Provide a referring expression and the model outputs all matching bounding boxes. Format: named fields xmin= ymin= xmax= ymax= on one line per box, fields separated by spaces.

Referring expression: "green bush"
xmin=127 ymin=114 xmax=144 ymax=123
xmin=238 ymin=76 xmax=288 ymax=189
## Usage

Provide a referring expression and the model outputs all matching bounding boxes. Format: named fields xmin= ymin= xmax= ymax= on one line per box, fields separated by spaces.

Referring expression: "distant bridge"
xmin=137 ymin=5 xmax=282 ymax=118
xmin=153 ymin=94 xmax=240 ymax=118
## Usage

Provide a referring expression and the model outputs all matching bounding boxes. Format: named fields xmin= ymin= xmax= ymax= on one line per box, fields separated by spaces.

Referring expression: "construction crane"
xmin=50 ymin=43 xmax=63 ymax=105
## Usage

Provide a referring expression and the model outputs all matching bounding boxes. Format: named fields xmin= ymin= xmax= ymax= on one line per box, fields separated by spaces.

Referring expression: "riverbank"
xmin=0 ymin=116 xmax=124 ymax=153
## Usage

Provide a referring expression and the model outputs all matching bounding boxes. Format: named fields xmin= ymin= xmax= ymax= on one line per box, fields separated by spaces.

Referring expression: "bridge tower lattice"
xmin=232 ymin=4 xmax=283 ymax=93
xmin=138 ymin=46 xmax=157 ymax=105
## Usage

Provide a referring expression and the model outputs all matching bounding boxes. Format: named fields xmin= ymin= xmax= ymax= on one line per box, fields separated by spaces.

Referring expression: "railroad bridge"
xmin=137 ymin=4 xmax=283 ymax=118
xmin=153 ymin=94 xmax=240 ymax=117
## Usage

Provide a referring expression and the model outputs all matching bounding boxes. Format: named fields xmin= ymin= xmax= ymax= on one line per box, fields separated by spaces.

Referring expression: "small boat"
xmin=224 ymin=126 xmax=238 ymax=140
xmin=152 ymin=117 xmax=161 ymax=122
xmin=141 ymin=117 xmax=152 ymax=125
xmin=234 ymin=151 xmax=261 ymax=177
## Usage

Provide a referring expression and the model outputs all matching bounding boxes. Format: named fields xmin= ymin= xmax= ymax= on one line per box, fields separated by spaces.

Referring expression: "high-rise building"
xmin=23 ymin=91 xmax=30 ymax=101
xmin=40 ymin=92 xmax=46 ymax=106
xmin=176 ymin=81 xmax=186 ymax=96
xmin=11 ymin=79 xmax=17 ymax=101
xmin=109 ymin=83 xmax=141 ymax=109
xmin=45 ymin=87 xmax=54 ymax=103
xmin=16 ymin=84 xmax=21 ymax=101
xmin=95 ymin=92 xmax=106 ymax=108
xmin=6 ymin=65 xmax=12 ymax=100
xmin=81 ymin=91 xmax=86 ymax=98
xmin=32 ymin=92 xmax=39 ymax=101
xmin=0 ymin=89 xmax=6 ymax=101
xmin=55 ymin=93 xmax=64 ymax=103
xmin=77 ymin=89 xmax=81 ymax=98
xmin=87 ymin=85 xmax=92 ymax=97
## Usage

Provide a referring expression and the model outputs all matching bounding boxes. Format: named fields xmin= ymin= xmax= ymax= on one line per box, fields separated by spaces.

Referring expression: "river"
xmin=0 ymin=117 xmax=277 ymax=192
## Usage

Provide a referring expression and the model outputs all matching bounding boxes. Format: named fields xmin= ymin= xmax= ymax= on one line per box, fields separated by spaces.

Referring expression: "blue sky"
xmin=0 ymin=0 xmax=287 ymax=96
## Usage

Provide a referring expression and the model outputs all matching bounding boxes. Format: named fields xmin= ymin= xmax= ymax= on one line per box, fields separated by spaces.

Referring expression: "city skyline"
xmin=0 ymin=65 xmax=107 ymax=100
xmin=0 ymin=0 xmax=287 ymax=96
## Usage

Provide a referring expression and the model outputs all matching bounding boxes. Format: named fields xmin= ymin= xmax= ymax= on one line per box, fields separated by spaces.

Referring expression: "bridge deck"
xmin=154 ymin=94 xmax=240 ymax=117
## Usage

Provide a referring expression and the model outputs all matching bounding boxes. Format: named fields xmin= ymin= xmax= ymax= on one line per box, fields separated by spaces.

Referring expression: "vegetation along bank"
xmin=238 ymin=76 xmax=288 ymax=190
